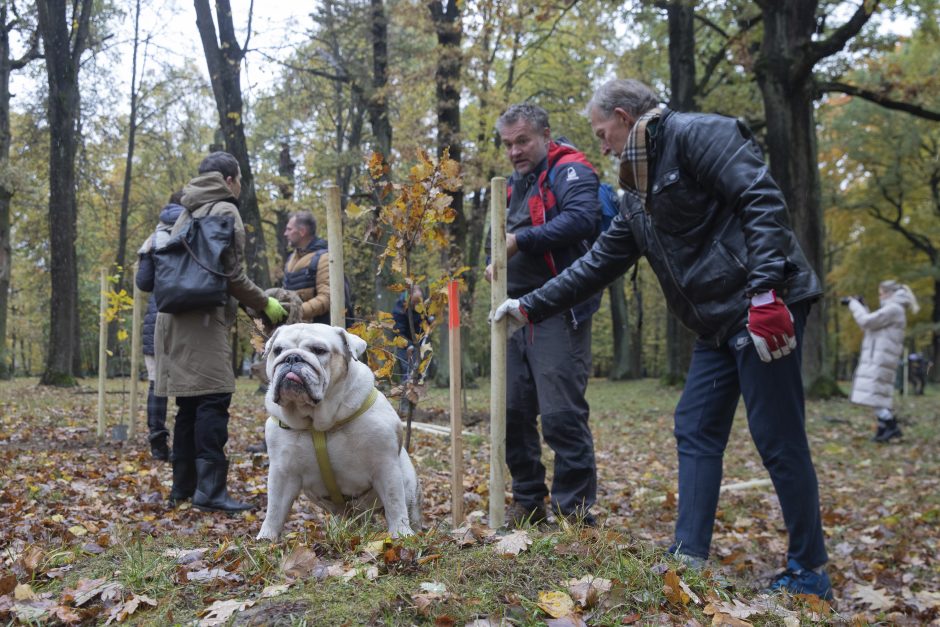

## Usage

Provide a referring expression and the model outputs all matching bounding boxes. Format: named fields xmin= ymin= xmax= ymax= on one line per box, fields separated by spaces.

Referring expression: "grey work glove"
xmin=491 ymin=298 xmax=528 ymax=335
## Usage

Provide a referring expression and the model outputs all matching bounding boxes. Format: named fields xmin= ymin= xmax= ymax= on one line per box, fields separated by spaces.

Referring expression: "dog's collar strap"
xmin=274 ymin=388 xmax=379 ymax=433
xmin=276 ymin=388 xmax=380 ymax=508
xmin=332 ymin=387 xmax=379 ymax=431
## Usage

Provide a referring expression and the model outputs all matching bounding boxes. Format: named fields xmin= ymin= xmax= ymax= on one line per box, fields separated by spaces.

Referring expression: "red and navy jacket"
xmin=505 ymin=140 xmax=602 ymax=326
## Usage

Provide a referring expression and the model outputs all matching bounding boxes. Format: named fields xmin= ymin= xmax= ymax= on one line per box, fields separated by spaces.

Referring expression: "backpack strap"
xmin=529 ymin=144 xmax=598 ymax=276
xmin=180 ymin=201 xmax=238 ymax=279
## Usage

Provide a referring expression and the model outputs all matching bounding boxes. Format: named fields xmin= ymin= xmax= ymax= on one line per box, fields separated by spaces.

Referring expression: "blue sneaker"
xmin=768 ymin=559 xmax=833 ymax=600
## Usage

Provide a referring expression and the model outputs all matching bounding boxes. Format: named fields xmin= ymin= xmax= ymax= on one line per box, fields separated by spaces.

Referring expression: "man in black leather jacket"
xmin=494 ymin=79 xmax=831 ymax=599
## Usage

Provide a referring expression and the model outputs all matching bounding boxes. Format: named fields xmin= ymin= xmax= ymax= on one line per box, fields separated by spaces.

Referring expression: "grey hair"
xmin=289 ymin=210 xmax=317 ymax=236
xmin=584 ymin=79 xmax=661 ymax=119
xmin=496 ymin=103 xmax=550 ymax=134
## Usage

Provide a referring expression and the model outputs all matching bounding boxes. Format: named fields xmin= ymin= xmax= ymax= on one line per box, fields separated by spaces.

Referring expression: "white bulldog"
xmin=256 ymin=323 xmax=421 ymax=540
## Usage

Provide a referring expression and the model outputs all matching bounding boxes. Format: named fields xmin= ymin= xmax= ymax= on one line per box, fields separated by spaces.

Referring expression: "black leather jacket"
xmin=519 ymin=108 xmax=822 ymax=346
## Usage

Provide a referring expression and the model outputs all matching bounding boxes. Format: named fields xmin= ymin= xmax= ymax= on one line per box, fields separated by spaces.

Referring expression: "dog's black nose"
xmin=284 ymin=353 xmax=304 ymax=365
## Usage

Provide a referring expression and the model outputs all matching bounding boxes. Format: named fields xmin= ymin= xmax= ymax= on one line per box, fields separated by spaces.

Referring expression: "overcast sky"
xmin=136 ymin=0 xmax=314 ymax=92
xmin=9 ymin=1 xmax=314 ymax=110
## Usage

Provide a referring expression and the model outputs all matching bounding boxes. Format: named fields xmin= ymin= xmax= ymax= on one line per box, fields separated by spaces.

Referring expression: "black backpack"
xmin=153 ymin=203 xmax=236 ymax=313
xmin=308 ymin=249 xmax=356 ymax=328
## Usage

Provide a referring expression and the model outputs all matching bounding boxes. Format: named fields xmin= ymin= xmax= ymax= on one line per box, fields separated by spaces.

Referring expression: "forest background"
xmin=0 ymin=0 xmax=939 ymax=391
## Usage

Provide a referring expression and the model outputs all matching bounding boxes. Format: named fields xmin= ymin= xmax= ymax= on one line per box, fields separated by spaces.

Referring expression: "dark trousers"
xmin=672 ymin=302 xmax=828 ymax=569
xmin=172 ymin=393 xmax=232 ymax=464
xmin=505 ymin=314 xmax=596 ymax=515
xmin=146 ymin=381 xmax=169 ymax=443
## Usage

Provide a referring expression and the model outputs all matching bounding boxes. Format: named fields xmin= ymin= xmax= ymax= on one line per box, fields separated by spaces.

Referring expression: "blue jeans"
xmin=672 ymin=302 xmax=828 ymax=569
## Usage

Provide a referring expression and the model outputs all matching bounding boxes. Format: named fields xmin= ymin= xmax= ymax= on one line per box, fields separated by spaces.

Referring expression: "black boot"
xmin=150 ymin=436 xmax=170 ymax=462
xmin=871 ymin=422 xmax=887 ymax=442
xmin=192 ymin=459 xmax=252 ymax=513
xmin=874 ymin=419 xmax=902 ymax=443
xmin=169 ymin=457 xmax=197 ymax=504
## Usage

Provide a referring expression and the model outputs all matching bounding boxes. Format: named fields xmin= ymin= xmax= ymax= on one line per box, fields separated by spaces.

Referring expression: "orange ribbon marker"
xmin=448 ymin=280 xmax=460 ymax=329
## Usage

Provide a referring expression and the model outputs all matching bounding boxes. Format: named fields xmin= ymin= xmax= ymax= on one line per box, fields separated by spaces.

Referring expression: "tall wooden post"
xmin=129 ymin=267 xmax=143 ymax=437
xmin=325 ymin=184 xmax=345 ymax=327
xmin=489 ymin=177 xmax=508 ymax=527
xmin=97 ymin=268 xmax=108 ymax=438
xmin=448 ymin=280 xmax=464 ymax=526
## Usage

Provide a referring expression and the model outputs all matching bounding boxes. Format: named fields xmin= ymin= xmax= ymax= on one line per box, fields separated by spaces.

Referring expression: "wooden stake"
xmin=97 ymin=268 xmax=108 ymax=439
xmin=448 ymin=280 xmax=464 ymax=526
xmin=489 ymin=177 xmax=508 ymax=528
xmin=129 ymin=264 xmax=143 ymax=437
xmin=325 ymin=184 xmax=345 ymax=327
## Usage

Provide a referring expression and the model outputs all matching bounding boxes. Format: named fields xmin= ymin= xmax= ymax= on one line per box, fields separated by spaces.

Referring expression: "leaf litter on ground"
xmin=1 ymin=376 xmax=939 ymax=624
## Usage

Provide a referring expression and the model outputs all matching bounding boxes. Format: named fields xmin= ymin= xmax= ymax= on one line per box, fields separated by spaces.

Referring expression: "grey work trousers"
xmin=505 ymin=313 xmax=596 ymax=516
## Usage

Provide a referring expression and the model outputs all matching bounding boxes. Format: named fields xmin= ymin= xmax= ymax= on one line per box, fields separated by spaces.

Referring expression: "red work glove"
xmin=746 ymin=290 xmax=797 ymax=363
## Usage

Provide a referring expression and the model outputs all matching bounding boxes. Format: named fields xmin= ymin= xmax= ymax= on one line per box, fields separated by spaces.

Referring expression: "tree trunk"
xmin=0 ymin=4 xmax=32 ymax=378
xmin=608 ymin=276 xmax=634 ymax=380
xmin=367 ymin=0 xmax=395 ymax=314
xmin=108 ymin=0 xmax=143 ymax=376
xmin=429 ymin=0 xmax=465 ymax=387
xmin=666 ymin=0 xmax=696 ymax=111
xmin=194 ymin=0 xmax=269 ymax=288
xmin=0 ymin=10 xmax=10 ymax=380
xmin=368 ymin=0 xmax=392 ymax=160
xmin=629 ymin=267 xmax=644 ymax=377
xmin=756 ymin=69 xmax=826 ymax=388
xmin=37 ymin=0 xmax=93 ymax=386
xmin=933 ymin=275 xmax=940 ymax=383
xmin=663 ymin=0 xmax=696 ymax=384
xmin=754 ymin=0 xmax=876 ymax=397
xmin=429 ymin=0 xmax=464 ymax=271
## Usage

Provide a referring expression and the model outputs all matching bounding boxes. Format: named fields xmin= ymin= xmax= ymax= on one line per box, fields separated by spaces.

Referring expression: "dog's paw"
xmin=256 ymin=528 xmax=280 ymax=541
xmin=389 ymin=526 xmax=414 ymax=538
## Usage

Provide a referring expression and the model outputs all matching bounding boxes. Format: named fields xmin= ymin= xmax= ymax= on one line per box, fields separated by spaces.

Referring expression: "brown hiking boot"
xmin=507 ymin=501 xmax=548 ymax=528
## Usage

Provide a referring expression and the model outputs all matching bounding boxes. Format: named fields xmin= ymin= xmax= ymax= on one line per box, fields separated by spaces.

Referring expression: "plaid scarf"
xmin=618 ymin=107 xmax=663 ymax=207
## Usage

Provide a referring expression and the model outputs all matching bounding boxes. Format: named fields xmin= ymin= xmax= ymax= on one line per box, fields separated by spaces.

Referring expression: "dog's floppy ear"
xmin=262 ymin=326 xmax=283 ymax=362
xmin=337 ymin=327 xmax=367 ymax=362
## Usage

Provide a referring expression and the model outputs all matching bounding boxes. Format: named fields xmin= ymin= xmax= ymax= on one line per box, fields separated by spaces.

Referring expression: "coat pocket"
xmin=649 ymin=168 xmax=704 ymax=235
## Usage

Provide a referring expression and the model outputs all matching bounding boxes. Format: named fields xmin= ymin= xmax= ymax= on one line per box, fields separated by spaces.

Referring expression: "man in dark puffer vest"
xmin=282 ymin=210 xmax=331 ymax=323
xmin=135 ymin=191 xmax=185 ymax=461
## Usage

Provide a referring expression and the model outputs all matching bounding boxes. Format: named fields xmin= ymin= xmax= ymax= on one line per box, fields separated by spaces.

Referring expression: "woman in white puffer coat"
xmin=844 ymin=280 xmax=919 ymax=442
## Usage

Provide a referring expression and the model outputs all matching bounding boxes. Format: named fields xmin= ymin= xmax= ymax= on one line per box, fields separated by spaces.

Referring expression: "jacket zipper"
xmin=720 ymin=241 xmax=748 ymax=273
xmin=648 ymin=219 xmax=709 ymax=339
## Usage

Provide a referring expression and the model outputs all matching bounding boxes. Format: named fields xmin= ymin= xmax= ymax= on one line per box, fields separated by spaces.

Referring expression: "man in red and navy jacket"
xmin=485 ymin=103 xmax=601 ymax=527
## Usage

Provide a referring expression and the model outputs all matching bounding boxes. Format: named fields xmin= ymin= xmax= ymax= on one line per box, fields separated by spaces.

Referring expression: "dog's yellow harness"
xmin=275 ymin=387 xmax=379 ymax=508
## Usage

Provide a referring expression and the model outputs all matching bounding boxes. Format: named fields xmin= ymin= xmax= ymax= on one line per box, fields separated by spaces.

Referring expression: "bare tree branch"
xmin=805 ymin=0 xmax=880 ymax=70
xmin=254 ymin=49 xmax=350 ymax=83
xmin=818 ymin=80 xmax=940 ymax=121
xmin=242 ymin=0 xmax=253 ymax=56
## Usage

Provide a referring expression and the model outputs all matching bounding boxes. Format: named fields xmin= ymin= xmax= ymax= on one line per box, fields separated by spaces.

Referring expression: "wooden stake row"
xmin=105 ymin=177 xmax=511 ymax=530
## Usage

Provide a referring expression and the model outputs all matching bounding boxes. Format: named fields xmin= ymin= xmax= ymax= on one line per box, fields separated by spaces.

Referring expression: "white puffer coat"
xmin=848 ymin=289 xmax=916 ymax=409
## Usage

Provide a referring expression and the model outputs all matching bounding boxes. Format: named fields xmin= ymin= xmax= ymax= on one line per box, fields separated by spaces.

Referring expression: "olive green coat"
xmin=155 ymin=172 xmax=267 ymax=397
